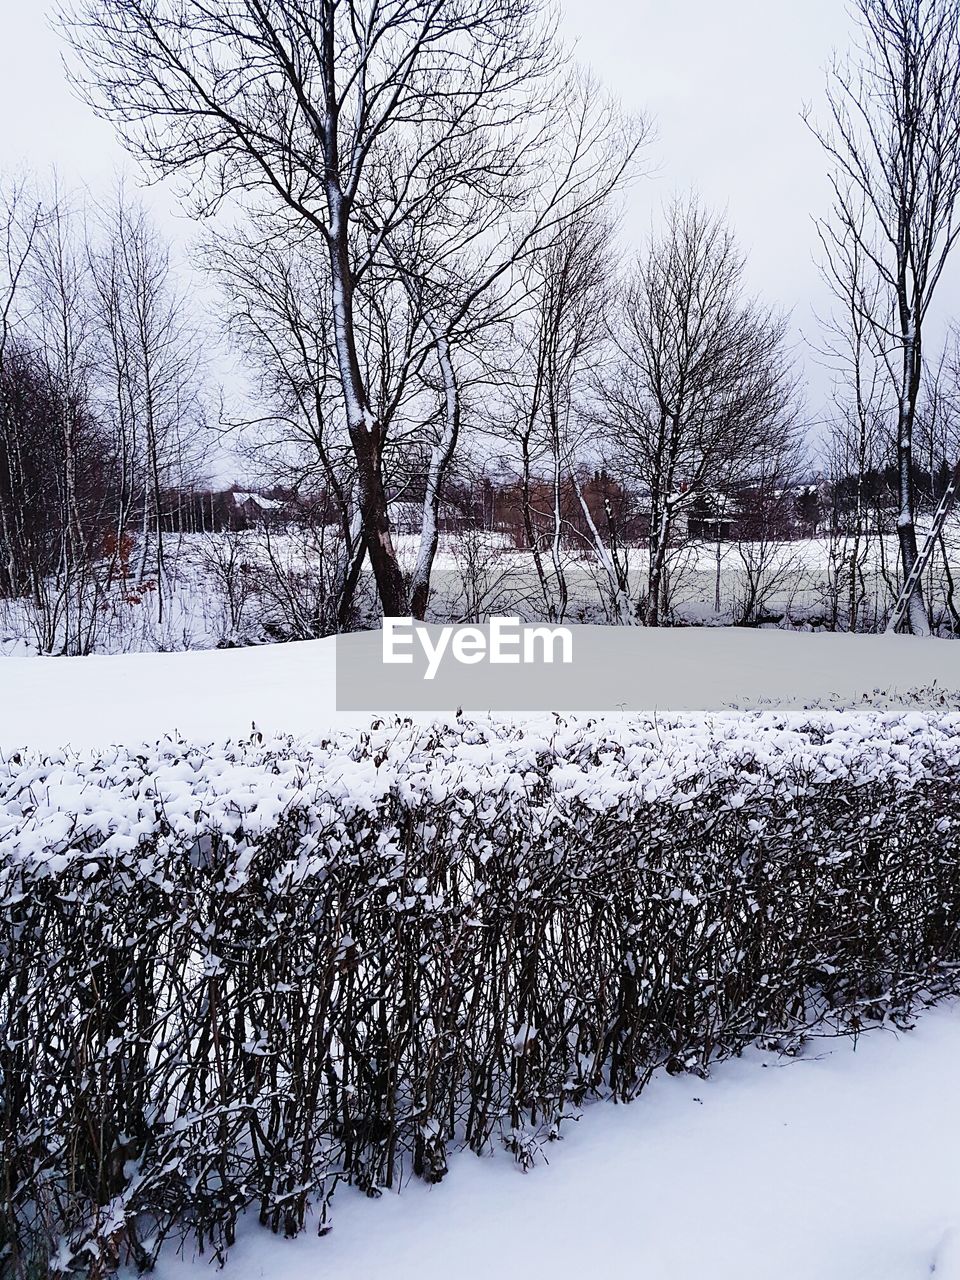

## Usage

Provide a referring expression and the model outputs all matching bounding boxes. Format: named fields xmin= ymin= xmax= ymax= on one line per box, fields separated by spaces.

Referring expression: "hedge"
xmin=1 ymin=710 xmax=959 ymax=1276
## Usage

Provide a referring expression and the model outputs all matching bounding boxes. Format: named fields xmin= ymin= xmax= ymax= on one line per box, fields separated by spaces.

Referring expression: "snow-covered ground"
xmin=1 ymin=625 xmax=958 ymax=752
xmin=149 ymin=1004 xmax=960 ymax=1280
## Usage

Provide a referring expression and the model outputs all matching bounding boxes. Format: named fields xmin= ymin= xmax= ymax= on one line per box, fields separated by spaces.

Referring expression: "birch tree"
xmin=818 ymin=206 xmax=887 ymax=630
xmin=0 ymin=183 xmax=120 ymax=652
xmin=31 ymin=195 xmax=93 ymax=583
xmin=0 ymin=184 xmax=46 ymax=602
xmin=500 ymin=211 xmax=630 ymax=623
xmin=90 ymin=194 xmax=207 ymax=619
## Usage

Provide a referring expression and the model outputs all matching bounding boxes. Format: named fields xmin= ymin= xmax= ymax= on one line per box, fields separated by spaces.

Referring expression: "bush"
xmin=1 ymin=710 xmax=959 ymax=1275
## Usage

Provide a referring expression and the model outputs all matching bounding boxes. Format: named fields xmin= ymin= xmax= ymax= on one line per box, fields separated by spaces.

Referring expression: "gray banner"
xmin=335 ymin=621 xmax=960 ymax=714
xmin=335 ymin=621 xmax=655 ymax=711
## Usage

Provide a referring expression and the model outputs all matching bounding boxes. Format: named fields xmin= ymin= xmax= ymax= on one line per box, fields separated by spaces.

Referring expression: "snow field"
xmin=151 ymin=1002 xmax=960 ymax=1280
xmin=2 ymin=626 xmax=960 ymax=753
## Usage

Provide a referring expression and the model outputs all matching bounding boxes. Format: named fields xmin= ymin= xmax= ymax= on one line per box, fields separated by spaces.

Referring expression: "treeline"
xmin=2 ymin=170 xmax=958 ymax=648
xmin=49 ymin=0 xmax=805 ymax=631
xmin=0 ymin=185 xmax=205 ymax=650
xmin=50 ymin=0 xmax=960 ymax=636
xmin=2 ymin=0 xmax=960 ymax=644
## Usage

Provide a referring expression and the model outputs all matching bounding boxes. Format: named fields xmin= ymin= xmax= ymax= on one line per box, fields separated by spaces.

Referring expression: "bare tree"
xmin=0 ymin=183 xmax=46 ymax=603
xmin=498 ymin=210 xmax=629 ymax=622
xmin=388 ymin=74 xmax=647 ymax=619
xmin=730 ymin=442 xmax=808 ymax=628
xmin=26 ymin=189 xmax=114 ymax=651
xmin=0 ymin=181 xmax=131 ymax=652
xmin=598 ymin=197 xmax=798 ymax=626
xmin=0 ymin=177 xmax=217 ymax=653
xmin=817 ymin=205 xmax=887 ymax=630
xmin=90 ymin=192 xmax=208 ymax=620
xmin=31 ymin=191 xmax=94 ymax=581
xmin=808 ymin=0 xmax=960 ymax=634
xmin=209 ymin=228 xmax=373 ymax=627
xmin=910 ymin=346 xmax=960 ymax=628
xmin=60 ymin=0 xmax=584 ymax=617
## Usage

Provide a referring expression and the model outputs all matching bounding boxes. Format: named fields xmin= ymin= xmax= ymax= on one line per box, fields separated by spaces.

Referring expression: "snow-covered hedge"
xmin=2 ymin=711 xmax=960 ymax=1276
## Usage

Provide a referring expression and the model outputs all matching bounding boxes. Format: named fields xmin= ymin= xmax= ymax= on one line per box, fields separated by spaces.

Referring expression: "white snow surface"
xmin=2 ymin=626 xmax=960 ymax=753
xmin=150 ymin=1004 xmax=960 ymax=1280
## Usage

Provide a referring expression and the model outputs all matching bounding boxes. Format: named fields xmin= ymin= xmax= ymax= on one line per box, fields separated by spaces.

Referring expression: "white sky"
xmin=562 ymin=0 xmax=844 ymax=289
xmin=0 ymin=0 xmax=955 ymax=476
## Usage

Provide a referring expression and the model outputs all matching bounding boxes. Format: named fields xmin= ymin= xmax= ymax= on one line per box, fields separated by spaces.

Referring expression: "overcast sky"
xmin=0 ymin=0 xmax=954 ymax=474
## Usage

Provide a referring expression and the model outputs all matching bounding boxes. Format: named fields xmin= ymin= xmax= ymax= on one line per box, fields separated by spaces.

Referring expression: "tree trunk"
xmin=411 ymin=331 xmax=460 ymax=621
xmin=519 ymin=431 xmax=553 ymax=618
xmin=326 ymin=201 xmax=406 ymax=617
xmin=896 ymin=328 xmax=929 ymax=634
xmin=570 ymin=471 xmax=633 ymax=623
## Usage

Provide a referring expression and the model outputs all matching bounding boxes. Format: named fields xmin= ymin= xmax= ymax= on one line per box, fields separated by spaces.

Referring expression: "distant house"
xmin=686 ymin=482 xmax=825 ymax=542
xmin=230 ymin=490 xmax=283 ymax=525
xmin=491 ymin=471 xmax=649 ymax=549
xmin=686 ymin=491 xmax=736 ymax=541
xmin=387 ymin=501 xmax=424 ymax=536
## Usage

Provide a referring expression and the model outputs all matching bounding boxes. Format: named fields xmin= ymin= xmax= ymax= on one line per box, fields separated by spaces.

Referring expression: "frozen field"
xmin=0 ymin=625 xmax=958 ymax=752
xmin=3 ymin=524 xmax=959 ymax=658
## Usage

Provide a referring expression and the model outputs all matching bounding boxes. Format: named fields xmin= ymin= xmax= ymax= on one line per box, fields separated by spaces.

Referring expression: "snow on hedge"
xmin=4 ymin=707 xmax=959 ymax=864
xmin=2 ymin=709 xmax=960 ymax=1278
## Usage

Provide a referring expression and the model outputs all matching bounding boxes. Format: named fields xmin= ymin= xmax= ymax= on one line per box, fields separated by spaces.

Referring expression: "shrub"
xmin=1 ymin=710 xmax=959 ymax=1275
